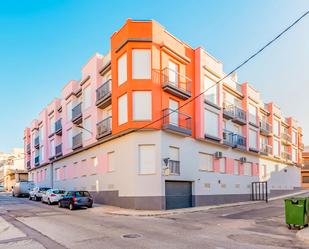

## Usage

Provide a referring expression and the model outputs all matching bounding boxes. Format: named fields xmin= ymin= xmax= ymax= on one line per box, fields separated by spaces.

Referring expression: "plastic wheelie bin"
xmin=285 ymin=197 xmax=309 ymax=229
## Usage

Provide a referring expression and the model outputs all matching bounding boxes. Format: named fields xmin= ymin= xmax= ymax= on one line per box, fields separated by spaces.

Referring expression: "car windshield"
xmin=53 ymin=190 xmax=65 ymax=194
xmin=75 ymin=191 xmax=90 ymax=197
xmin=40 ymin=188 xmax=50 ymax=191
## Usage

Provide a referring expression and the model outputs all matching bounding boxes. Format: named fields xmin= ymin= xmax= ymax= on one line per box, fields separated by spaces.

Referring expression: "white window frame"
xmin=118 ymin=94 xmax=128 ymax=125
xmin=133 ymin=91 xmax=152 ymax=121
xmin=132 ymin=49 xmax=151 ymax=79
xmin=138 ymin=145 xmax=156 ymax=175
xmin=118 ymin=53 xmax=127 ymax=85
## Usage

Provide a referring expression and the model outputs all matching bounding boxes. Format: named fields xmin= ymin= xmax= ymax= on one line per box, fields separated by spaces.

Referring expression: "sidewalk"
xmin=297 ymin=227 xmax=309 ymax=244
xmin=90 ymin=189 xmax=309 ymax=217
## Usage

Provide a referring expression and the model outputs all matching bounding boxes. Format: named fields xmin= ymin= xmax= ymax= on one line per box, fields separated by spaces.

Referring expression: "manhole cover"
xmin=121 ymin=233 xmax=142 ymax=239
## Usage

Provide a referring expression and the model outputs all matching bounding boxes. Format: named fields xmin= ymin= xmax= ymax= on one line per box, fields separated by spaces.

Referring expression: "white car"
xmin=29 ymin=187 xmax=51 ymax=201
xmin=41 ymin=189 xmax=65 ymax=205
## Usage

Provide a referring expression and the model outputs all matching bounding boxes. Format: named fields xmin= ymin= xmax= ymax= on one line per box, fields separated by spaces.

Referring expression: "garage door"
xmin=165 ymin=181 xmax=192 ymax=209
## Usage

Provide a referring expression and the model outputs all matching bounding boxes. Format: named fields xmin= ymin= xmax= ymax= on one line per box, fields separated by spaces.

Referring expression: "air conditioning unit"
xmin=240 ymin=157 xmax=247 ymax=163
xmin=214 ymin=151 xmax=223 ymax=158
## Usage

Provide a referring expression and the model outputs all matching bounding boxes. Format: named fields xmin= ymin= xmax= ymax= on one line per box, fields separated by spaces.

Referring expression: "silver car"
xmin=12 ymin=181 xmax=35 ymax=197
xmin=41 ymin=189 xmax=65 ymax=205
xmin=29 ymin=187 xmax=51 ymax=201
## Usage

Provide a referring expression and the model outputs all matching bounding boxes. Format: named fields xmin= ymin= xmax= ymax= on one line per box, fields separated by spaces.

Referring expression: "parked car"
xmin=58 ymin=191 xmax=93 ymax=210
xmin=41 ymin=189 xmax=65 ymax=205
xmin=29 ymin=187 xmax=51 ymax=201
xmin=12 ymin=181 xmax=35 ymax=197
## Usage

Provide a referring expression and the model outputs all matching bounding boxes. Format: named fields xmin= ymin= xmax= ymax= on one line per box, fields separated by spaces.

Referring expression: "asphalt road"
xmin=0 ymin=192 xmax=307 ymax=249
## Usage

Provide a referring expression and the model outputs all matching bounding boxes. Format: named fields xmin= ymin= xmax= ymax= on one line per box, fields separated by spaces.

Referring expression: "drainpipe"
xmin=50 ymin=162 xmax=54 ymax=188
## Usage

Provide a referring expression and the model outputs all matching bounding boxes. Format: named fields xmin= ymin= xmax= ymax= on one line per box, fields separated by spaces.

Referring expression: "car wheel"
xmin=12 ymin=192 xmax=15 ymax=197
xmin=48 ymin=199 xmax=51 ymax=205
xmin=29 ymin=195 xmax=32 ymax=200
xmin=34 ymin=195 xmax=38 ymax=201
xmin=69 ymin=203 xmax=74 ymax=210
xmin=87 ymin=204 xmax=93 ymax=208
xmin=58 ymin=201 xmax=63 ymax=208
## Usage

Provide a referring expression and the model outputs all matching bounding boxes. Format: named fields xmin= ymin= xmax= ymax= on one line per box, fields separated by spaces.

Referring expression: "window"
xmin=39 ymin=146 xmax=44 ymax=162
xmin=83 ymin=117 xmax=92 ymax=141
xmin=248 ymin=104 xmax=257 ymax=124
xmin=292 ymin=148 xmax=297 ymax=162
xmin=273 ymin=139 xmax=280 ymax=157
xmin=67 ymin=129 xmax=72 ymax=149
xmin=118 ymin=94 xmax=128 ymax=125
xmin=92 ymin=157 xmax=98 ymax=173
xmin=219 ymin=158 xmax=226 ymax=173
xmin=244 ymin=163 xmax=252 ymax=176
xmin=249 ymin=129 xmax=257 ymax=149
xmin=81 ymin=160 xmax=87 ymax=176
xmin=73 ymin=162 xmax=78 ymax=178
xmin=262 ymin=164 xmax=267 ymax=178
xmin=83 ymin=85 xmax=91 ymax=110
xmin=39 ymin=126 xmax=44 ymax=143
xmin=198 ymin=153 xmax=213 ymax=171
xmin=273 ymin=119 xmax=280 ymax=136
xmin=63 ymin=166 xmax=66 ymax=180
xmin=292 ymin=130 xmax=297 ymax=145
xmin=49 ymin=116 xmax=55 ymax=134
xmin=118 ymin=53 xmax=127 ymax=85
xmin=204 ymin=109 xmax=219 ymax=138
xmin=44 ymin=169 xmax=47 ymax=180
xmin=169 ymin=146 xmax=179 ymax=161
xmin=169 ymin=99 xmax=179 ymax=126
xmin=168 ymin=61 xmax=178 ymax=85
xmin=55 ymin=168 xmax=60 ymax=181
xmin=133 ymin=91 xmax=152 ymax=120
xmin=139 ymin=145 xmax=156 ymax=174
xmin=132 ymin=49 xmax=151 ymax=79
xmin=204 ymin=76 xmax=218 ymax=105
xmin=234 ymin=160 xmax=239 ymax=175
xmin=50 ymin=140 xmax=55 ymax=157
xmin=303 ymin=176 xmax=309 ymax=183
xmin=107 ymin=151 xmax=115 ymax=172
xmin=66 ymin=101 xmax=72 ymax=122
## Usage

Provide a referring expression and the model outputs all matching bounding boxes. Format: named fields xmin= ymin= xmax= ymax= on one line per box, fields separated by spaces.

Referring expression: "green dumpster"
xmin=285 ymin=197 xmax=309 ymax=229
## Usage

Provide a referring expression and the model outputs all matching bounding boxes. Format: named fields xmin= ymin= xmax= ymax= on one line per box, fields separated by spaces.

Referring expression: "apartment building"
xmin=24 ymin=19 xmax=304 ymax=210
xmin=301 ymin=146 xmax=309 ymax=188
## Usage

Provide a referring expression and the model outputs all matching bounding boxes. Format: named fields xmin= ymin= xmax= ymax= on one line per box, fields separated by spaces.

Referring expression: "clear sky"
xmin=0 ymin=0 xmax=309 ymax=152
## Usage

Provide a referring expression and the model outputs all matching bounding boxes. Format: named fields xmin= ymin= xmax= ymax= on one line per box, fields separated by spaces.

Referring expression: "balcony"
xmin=232 ymin=134 xmax=246 ymax=150
xmin=96 ymin=79 xmax=112 ymax=109
xmin=161 ymin=68 xmax=191 ymax=100
xmin=26 ymin=144 xmax=31 ymax=154
xmin=300 ymin=143 xmax=304 ymax=150
xmin=223 ymin=103 xmax=246 ymax=125
xmin=72 ymin=133 xmax=83 ymax=150
xmin=168 ymin=160 xmax=180 ymax=175
xmin=34 ymin=156 xmax=40 ymax=166
xmin=55 ymin=118 xmax=62 ymax=135
xmin=260 ymin=144 xmax=273 ymax=156
xmin=26 ymin=160 xmax=31 ymax=170
xmin=96 ymin=116 xmax=112 ymax=139
xmin=260 ymin=121 xmax=272 ymax=136
xmin=223 ymin=129 xmax=234 ymax=146
xmin=281 ymin=133 xmax=292 ymax=145
xmin=72 ymin=103 xmax=82 ymax=124
xmin=34 ymin=136 xmax=40 ymax=149
xmin=281 ymin=151 xmax=292 ymax=161
xmin=162 ymin=108 xmax=192 ymax=136
xmin=55 ymin=144 xmax=62 ymax=158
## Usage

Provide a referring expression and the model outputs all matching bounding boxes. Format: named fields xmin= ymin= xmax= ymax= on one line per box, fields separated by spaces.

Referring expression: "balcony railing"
xmin=249 ymin=114 xmax=258 ymax=126
xmin=55 ymin=118 xmax=62 ymax=135
xmin=281 ymin=151 xmax=292 ymax=161
xmin=162 ymin=108 xmax=192 ymax=136
xmin=168 ymin=160 xmax=180 ymax=175
xmin=281 ymin=133 xmax=292 ymax=144
xmin=55 ymin=143 xmax=62 ymax=157
xmin=26 ymin=144 xmax=31 ymax=154
xmin=96 ymin=116 xmax=112 ymax=139
xmin=26 ymin=160 xmax=31 ymax=170
xmin=223 ymin=102 xmax=246 ymax=125
xmin=72 ymin=133 xmax=83 ymax=150
xmin=260 ymin=121 xmax=272 ymax=136
xmin=232 ymin=134 xmax=246 ymax=149
xmin=260 ymin=144 xmax=273 ymax=155
xmin=96 ymin=79 xmax=112 ymax=109
xmin=34 ymin=136 xmax=40 ymax=149
xmin=72 ymin=103 xmax=82 ymax=124
xmin=34 ymin=156 xmax=40 ymax=166
xmin=223 ymin=129 xmax=234 ymax=146
xmin=161 ymin=68 xmax=192 ymax=100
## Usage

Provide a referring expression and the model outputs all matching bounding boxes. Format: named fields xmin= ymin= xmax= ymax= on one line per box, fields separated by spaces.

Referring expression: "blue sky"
xmin=0 ymin=0 xmax=309 ymax=152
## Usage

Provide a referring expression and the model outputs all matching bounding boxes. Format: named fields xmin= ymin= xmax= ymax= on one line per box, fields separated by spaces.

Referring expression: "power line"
xmin=128 ymin=11 xmax=309 ymax=135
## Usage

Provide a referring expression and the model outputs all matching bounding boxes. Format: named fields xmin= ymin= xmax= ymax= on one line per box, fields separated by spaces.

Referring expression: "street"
xmin=0 ymin=192 xmax=307 ymax=249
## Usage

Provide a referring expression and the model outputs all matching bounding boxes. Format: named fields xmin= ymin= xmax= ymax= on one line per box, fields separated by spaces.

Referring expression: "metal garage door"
xmin=165 ymin=181 xmax=192 ymax=209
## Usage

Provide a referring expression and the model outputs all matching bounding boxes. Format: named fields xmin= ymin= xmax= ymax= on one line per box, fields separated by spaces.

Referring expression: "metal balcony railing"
xmin=96 ymin=116 xmax=112 ymax=139
xmin=34 ymin=156 xmax=40 ymax=166
xmin=223 ymin=129 xmax=234 ymax=146
xmin=260 ymin=121 xmax=272 ymax=135
xmin=55 ymin=118 xmax=62 ymax=135
xmin=34 ymin=136 xmax=40 ymax=148
xmin=72 ymin=133 xmax=83 ymax=150
xmin=223 ymin=102 xmax=246 ymax=125
xmin=260 ymin=144 xmax=273 ymax=155
xmin=249 ymin=114 xmax=257 ymax=126
xmin=281 ymin=151 xmax=292 ymax=161
xmin=162 ymin=108 xmax=192 ymax=136
xmin=232 ymin=134 xmax=246 ymax=148
xmin=281 ymin=133 xmax=292 ymax=144
xmin=72 ymin=103 xmax=82 ymax=124
xmin=55 ymin=144 xmax=62 ymax=157
xmin=26 ymin=144 xmax=31 ymax=153
xmin=96 ymin=79 xmax=112 ymax=109
xmin=168 ymin=160 xmax=180 ymax=175
xmin=161 ymin=68 xmax=192 ymax=100
xmin=26 ymin=160 xmax=31 ymax=170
